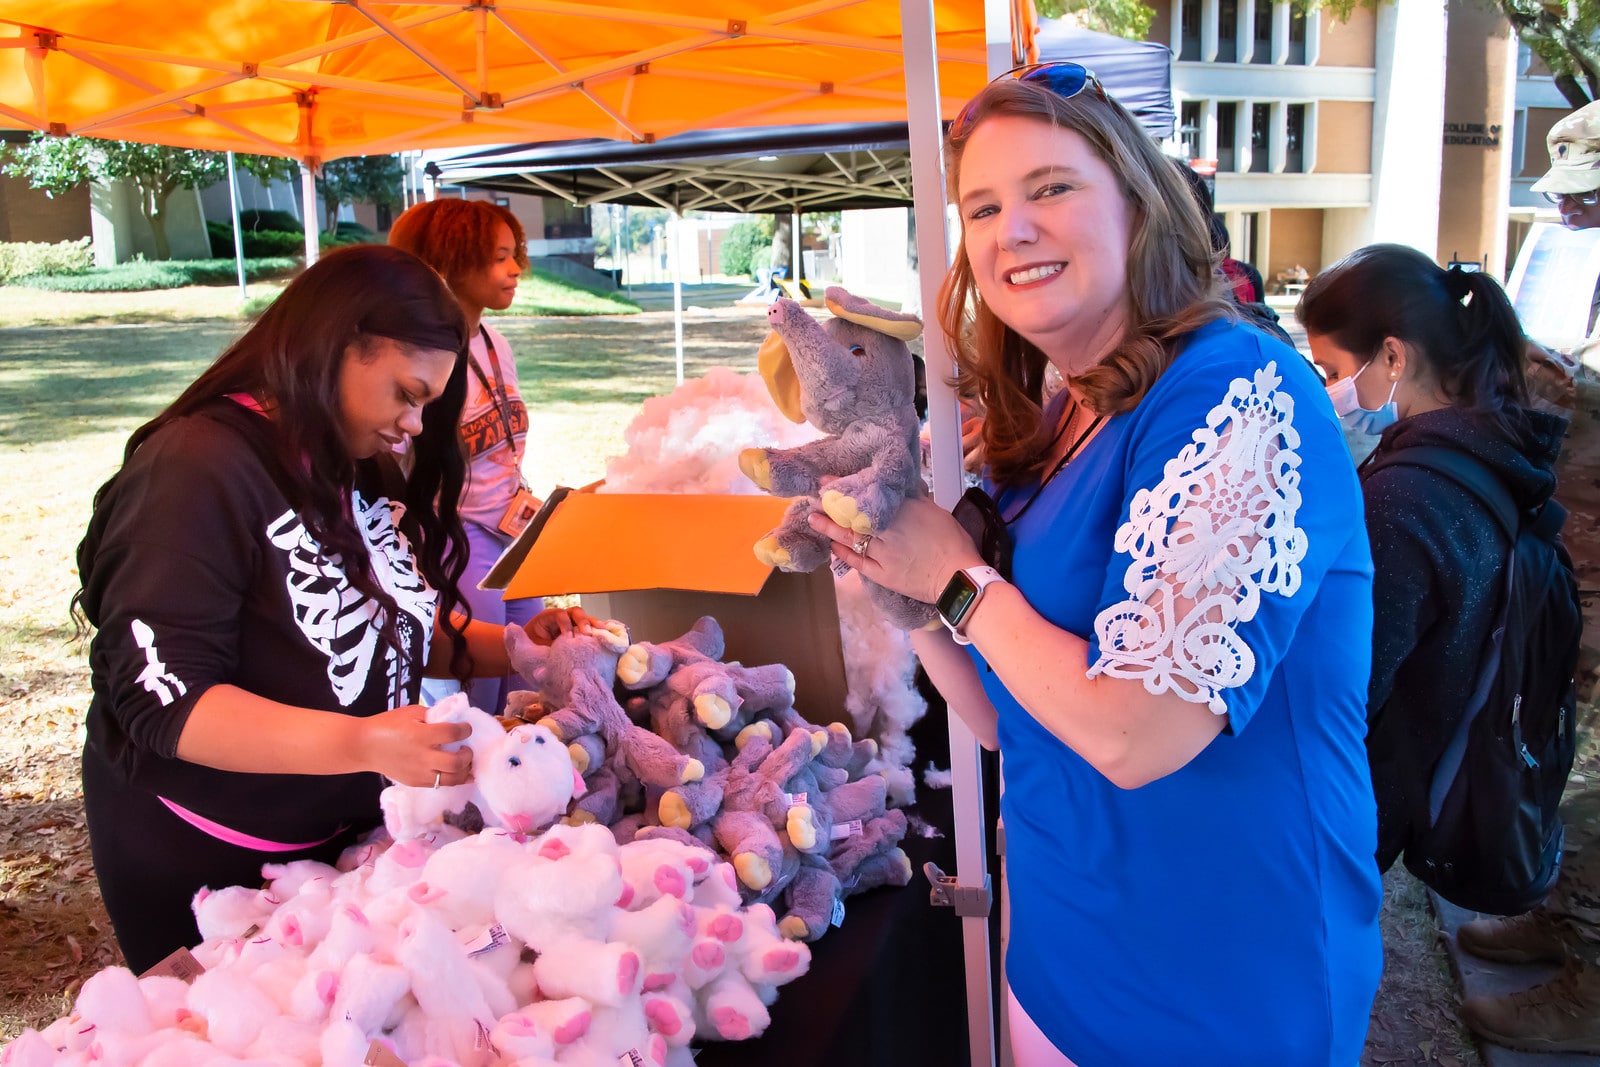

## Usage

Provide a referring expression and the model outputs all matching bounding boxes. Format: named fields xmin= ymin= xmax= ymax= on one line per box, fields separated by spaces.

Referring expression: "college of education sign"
xmin=1443 ymin=122 xmax=1502 ymax=147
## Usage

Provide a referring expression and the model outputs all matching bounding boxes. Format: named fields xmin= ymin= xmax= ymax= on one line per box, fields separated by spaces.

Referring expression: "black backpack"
xmin=1361 ymin=445 xmax=1581 ymax=915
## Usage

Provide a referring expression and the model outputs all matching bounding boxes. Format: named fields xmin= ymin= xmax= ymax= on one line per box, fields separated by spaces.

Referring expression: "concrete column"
xmin=1236 ymin=100 xmax=1255 ymax=173
xmin=1272 ymin=2 xmax=1291 ymax=64
xmin=1238 ymin=0 xmax=1256 ymax=63
xmin=1305 ymin=8 xmax=1321 ymax=65
xmin=1368 ymin=0 xmax=1446 ymax=254
xmin=1203 ymin=97 xmax=1219 ymax=161
xmin=1269 ymin=102 xmax=1288 ymax=172
xmin=1201 ymin=0 xmax=1219 ymax=62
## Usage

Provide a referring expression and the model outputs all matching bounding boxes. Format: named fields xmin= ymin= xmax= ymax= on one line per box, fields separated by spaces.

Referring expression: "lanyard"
xmin=467 ymin=325 xmax=521 ymax=464
xmin=1003 ymin=401 xmax=1105 ymax=528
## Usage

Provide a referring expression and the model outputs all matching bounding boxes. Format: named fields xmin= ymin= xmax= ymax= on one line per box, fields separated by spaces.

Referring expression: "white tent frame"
xmin=900 ymin=2 xmax=1012 ymax=1065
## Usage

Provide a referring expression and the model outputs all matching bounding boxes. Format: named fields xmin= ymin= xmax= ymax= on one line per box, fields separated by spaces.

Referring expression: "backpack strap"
xmin=1361 ymin=445 xmax=1519 ymax=540
xmin=1361 ymin=445 xmax=1526 ymax=825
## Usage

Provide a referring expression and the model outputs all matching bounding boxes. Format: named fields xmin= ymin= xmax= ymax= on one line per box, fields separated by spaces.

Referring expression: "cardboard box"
xmin=489 ymin=491 xmax=850 ymax=721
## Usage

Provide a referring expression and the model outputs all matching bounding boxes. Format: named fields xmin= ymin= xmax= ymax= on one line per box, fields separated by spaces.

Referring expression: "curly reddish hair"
xmin=388 ymin=198 xmax=530 ymax=284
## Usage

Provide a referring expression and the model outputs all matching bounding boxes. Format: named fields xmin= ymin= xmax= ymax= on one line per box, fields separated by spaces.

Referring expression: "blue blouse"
xmin=975 ymin=320 xmax=1382 ymax=1066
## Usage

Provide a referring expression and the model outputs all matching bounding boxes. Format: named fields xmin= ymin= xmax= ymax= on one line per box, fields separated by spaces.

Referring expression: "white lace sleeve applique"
xmin=1088 ymin=361 xmax=1307 ymax=715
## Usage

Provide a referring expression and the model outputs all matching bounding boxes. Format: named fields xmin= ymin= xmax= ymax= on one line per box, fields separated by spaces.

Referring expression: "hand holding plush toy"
xmin=379 ymin=693 xmax=582 ymax=840
xmin=738 ymin=287 xmax=936 ymax=631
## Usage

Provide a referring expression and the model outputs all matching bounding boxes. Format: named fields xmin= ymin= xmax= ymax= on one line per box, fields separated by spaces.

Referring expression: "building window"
xmin=1250 ymin=103 xmax=1271 ymax=172
xmin=493 ymin=196 xmax=510 ymax=208
xmin=1218 ymin=102 xmax=1238 ymax=172
xmin=1287 ymin=8 xmax=1307 ymax=64
xmin=1218 ymin=0 xmax=1239 ymax=63
xmin=1180 ymin=101 xmax=1204 ymax=162
xmin=1285 ymin=104 xmax=1306 ymax=172
xmin=1180 ymin=0 xmax=1201 ymax=61
xmin=1253 ymin=2 xmax=1274 ymax=64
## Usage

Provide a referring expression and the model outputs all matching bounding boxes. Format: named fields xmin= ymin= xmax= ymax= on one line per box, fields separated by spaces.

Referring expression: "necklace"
xmin=1004 ymin=398 xmax=1105 ymax=527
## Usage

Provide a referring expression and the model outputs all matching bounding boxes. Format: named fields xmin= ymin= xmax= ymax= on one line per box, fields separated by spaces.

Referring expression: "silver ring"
xmin=432 ymin=771 xmax=441 ymax=789
xmin=852 ymin=534 xmax=873 ymax=556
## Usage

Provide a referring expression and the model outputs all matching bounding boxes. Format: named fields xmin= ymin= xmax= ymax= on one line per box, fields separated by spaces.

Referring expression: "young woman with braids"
xmin=1296 ymin=243 xmax=1566 ymax=876
xmin=808 ymin=67 xmax=1381 ymax=1064
xmin=74 ymin=245 xmax=586 ymax=971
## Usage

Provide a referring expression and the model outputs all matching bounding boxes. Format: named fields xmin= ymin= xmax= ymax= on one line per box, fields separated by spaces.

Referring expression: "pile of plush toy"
xmin=488 ymin=615 xmax=915 ymax=941
xmin=0 ymin=821 xmax=813 ymax=1067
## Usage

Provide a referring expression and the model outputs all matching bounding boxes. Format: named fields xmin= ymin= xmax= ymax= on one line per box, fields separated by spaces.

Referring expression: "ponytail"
xmin=1297 ymin=244 xmax=1530 ymax=437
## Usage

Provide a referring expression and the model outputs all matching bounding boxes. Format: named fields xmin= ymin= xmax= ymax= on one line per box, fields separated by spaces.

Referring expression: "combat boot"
xmin=1456 ymin=908 xmax=1572 ymax=964
xmin=1460 ymin=958 xmax=1600 ymax=1054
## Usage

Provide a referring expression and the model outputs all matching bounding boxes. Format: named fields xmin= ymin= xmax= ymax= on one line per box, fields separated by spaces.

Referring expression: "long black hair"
xmin=76 ymin=244 xmax=474 ymax=680
xmin=1297 ymin=243 xmax=1530 ymax=437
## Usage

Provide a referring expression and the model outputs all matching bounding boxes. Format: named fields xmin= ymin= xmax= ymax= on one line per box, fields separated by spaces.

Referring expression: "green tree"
xmin=1034 ymin=0 xmax=1153 ymax=39
xmin=314 ymin=155 xmax=404 ymax=233
xmin=1 ymin=135 xmax=303 ymax=260
xmin=1482 ymin=1 xmax=1600 ymax=107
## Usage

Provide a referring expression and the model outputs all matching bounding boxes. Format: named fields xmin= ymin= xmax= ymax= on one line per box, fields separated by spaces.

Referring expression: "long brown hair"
xmin=938 ymin=78 xmax=1232 ymax=488
xmin=76 ymin=245 xmax=474 ymax=679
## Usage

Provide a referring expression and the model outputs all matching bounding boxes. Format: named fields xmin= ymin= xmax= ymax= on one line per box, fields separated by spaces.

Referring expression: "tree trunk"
xmin=141 ymin=180 xmax=174 ymax=261
xmin=1555 ymin=72 xmax=1593 ymax=109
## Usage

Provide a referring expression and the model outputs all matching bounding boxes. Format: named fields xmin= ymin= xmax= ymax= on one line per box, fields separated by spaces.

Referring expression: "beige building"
xmin=1149 ymin=0 xmax=1526 ymax=283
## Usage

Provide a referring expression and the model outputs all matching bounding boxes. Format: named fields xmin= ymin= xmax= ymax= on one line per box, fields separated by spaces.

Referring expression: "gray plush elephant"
xmin=737 ymin=286 xmax=936 ymax=631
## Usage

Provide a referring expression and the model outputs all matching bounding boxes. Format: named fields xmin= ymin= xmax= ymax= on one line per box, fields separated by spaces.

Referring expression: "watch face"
xmin=937 ymin=571 xmax=980 ymax=625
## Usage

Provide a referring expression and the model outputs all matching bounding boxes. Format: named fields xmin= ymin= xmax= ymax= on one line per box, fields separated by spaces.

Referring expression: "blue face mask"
xmin=1325 ymin=361 xmax=1399 ymax=436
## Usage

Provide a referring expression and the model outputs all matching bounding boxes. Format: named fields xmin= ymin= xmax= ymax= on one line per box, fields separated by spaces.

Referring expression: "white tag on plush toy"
xmin=830 ymin=818 xmax=863 ymax=841
xmin=464 ymin=922 xmax=510 ymax=958
xmin=784 ymin=791 xmax=808 ymax=808
xmin=140 ymin=947 xmax=204 ymax=983
xmin=831 ymin=897 xmax=846 ymax=928
xmin=474 ymin=1021 xmax=497 ymax=1054
xmin=364 ymin=1042 xmax=409 ymax=1067
xmin=618 ymin=1051 xmax=646 ymax=1067
xmin=829 ymin=555 xmax=852 ymax=578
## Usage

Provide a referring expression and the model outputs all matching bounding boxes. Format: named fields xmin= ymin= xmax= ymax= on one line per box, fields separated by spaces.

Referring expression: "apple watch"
xmin=936 ymin=565 xmax=1006 ymax=645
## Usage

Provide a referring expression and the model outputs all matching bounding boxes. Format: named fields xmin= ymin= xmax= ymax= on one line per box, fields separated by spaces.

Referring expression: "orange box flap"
xmin=503 ymin=493 xmax=794 ymax=600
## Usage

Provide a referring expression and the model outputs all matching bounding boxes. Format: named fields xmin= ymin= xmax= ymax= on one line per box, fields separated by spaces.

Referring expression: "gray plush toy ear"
xmin=823 ymin=286 xmax=922 ymax=341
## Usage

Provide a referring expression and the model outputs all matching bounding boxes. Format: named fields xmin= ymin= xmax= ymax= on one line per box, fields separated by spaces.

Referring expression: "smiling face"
xmin=449 ymin=221 xmax=522 ymax=314
xmin=337 ymin=334 xmax=458 ymax=458
xmin=957 ymin=115 xmax=1134 ymax=370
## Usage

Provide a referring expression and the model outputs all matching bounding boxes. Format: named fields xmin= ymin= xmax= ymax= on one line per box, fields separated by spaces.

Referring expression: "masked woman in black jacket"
xmin=1298 ymin=243 xmax=1565 ymax=872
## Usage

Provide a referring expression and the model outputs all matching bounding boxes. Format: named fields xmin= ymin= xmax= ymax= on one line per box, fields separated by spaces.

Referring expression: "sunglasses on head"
xmin=952 ymin=61 xmax=1108 ymax=136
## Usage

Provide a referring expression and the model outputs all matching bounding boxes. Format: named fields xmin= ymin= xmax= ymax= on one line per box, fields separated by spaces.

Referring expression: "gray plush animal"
xmin=737 ymin=286 xmax=936 ymax=630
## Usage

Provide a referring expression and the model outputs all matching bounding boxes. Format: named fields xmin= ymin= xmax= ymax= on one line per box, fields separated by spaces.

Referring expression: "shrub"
xmin=11 ymin=257 xmax=299 ymax=292
xmin=335 ymin=220 xmax=378 ymax=241
xmin=208 ymin=222 xmax=306 ymax=259
xmin=719 ymin=220 xmax=773 ymax=278
xmin=0 ymin=238 xmax=94 ymax=282
xmin=237 ymin=208 xmax=303 ymax=233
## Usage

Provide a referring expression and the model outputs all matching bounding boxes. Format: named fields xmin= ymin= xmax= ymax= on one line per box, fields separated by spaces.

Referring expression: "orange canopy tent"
xmin=0 ymin=0 xmax=1032 ymax=162
xmin=1 ymin=3 xmax=1035 ymax=1063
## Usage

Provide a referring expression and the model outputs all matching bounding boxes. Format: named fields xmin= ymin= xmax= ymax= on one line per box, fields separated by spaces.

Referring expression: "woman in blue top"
xmin=811 ymin=66 xmax=1383 ymax=1065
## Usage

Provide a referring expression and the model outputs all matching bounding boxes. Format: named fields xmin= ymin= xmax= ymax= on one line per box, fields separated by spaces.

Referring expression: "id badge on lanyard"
xmin=497 ymin=487 xmax=541 ymax=538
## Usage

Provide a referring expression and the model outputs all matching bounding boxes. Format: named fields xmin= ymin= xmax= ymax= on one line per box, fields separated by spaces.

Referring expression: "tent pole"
xmin=670 ymin=212 xmax=685 ymax=386
xmin=299 ymin=161 xmax=319 ymax=266
xmin=791 ymin=206 xmax=801 ymax=288
xmin=900 ymin=0 xmax=996 ymax=1065
xmin=226 ymin=151 xmax=247 ymax=302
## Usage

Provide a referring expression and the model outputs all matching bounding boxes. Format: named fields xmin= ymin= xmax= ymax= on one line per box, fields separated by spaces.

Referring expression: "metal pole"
xmin=670 ymin=213 xmax=685 ymax=385
xmin=901 ymin=0 xmax=1003 ymax=1063
xmin=791 ymin=206 xmax=802 ymax=288
xmin=622 ymin=204 xmax=632 ymax=298
xmin=299 ymin=161 xmax=319 ymax=266
xmin=225 ymin=151 xmax=247 ymax=302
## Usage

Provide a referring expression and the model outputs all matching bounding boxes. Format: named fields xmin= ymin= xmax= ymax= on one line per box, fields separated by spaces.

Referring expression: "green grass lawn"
xmin=1 ymin=266 xmax=638 ymax=328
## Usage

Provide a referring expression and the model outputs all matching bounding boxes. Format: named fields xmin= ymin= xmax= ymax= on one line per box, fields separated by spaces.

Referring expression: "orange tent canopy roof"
xmin=2 ymin=0 xmax=1036 ymax=161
